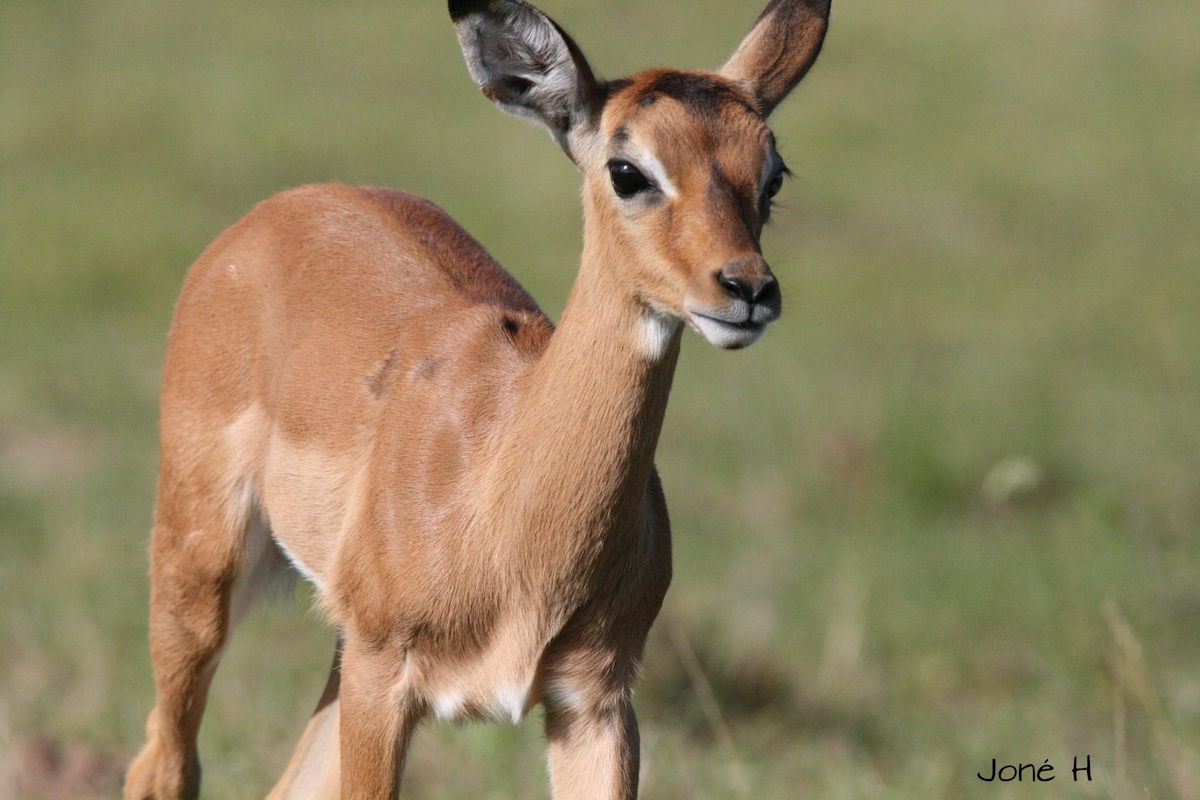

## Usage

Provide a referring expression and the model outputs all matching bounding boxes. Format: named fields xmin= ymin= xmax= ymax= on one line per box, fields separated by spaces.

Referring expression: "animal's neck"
xmin=486 ymin=211 xmax=681 ymax=568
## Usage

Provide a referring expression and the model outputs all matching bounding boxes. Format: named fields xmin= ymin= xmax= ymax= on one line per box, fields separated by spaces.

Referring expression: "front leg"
xmin=338 ymin=637 xmax=422 ymax=800
xmin=544 ymin=687 xmax=640 ymax=800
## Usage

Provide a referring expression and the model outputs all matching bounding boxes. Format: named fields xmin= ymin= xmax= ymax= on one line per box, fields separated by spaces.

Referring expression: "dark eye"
xmin=608 ymin=161 xmax=652 ymax=198
xmin=765 ymin=170 xmax=785 ymax=199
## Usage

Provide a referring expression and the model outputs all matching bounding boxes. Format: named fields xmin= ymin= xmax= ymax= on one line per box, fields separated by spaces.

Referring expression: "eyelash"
xmin=760 ymin=165 xmax=791 ymax=221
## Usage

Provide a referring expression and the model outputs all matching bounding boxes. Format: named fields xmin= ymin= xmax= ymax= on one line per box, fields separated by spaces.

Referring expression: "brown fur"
xmin=125 ymin=2 xmax=830 ymax=799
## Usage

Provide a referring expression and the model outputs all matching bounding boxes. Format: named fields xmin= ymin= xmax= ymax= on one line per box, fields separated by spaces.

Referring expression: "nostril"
xmin=716 ymin=270 xmax=778 ymax=305
xmin=753 ymin=275 xmax=779 ymax=305
xmin=715 ymin=271 xmax=751 ymax=302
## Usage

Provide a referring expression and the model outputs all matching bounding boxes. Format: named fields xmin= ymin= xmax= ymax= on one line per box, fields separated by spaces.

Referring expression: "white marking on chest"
xmin=428 ymin=682 xmax=533 ymax=725
xmin=489 ymin=683 xmax=533 ymax=725
xmin=432 ymin=690 xmax=466 ymax=721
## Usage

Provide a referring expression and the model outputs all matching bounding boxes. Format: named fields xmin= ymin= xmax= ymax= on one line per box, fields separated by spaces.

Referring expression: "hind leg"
xmin=125 ymin=471 xmax=277 ymax=800
xmin=267 ymin=638 xmax=342 ymax=800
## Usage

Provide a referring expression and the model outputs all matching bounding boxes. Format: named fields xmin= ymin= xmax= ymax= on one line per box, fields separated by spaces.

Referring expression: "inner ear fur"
xmin=720 ymin=0 xmax=832 ymax=117
xmin=450 ymin=0 xmax=603 ymax=154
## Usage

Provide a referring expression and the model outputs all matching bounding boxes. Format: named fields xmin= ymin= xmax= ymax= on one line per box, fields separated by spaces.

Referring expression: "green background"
xmin=2 ymin=1 xmax=1198 ymax=797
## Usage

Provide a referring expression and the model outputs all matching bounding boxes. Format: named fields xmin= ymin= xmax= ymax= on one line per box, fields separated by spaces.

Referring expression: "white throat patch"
xmin=639 ymin=311 xmax=682 ymax=360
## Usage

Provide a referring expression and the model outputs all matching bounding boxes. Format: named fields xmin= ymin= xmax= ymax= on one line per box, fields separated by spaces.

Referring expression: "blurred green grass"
xmin=2 ymin=0 xmax=1198 ymax=797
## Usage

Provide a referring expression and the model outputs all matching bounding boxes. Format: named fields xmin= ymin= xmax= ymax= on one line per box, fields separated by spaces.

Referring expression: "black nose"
xmin=715 ymin=269 xmax=779 ymax=306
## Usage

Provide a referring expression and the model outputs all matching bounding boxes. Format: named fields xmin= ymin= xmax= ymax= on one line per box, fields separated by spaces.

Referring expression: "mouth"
xmin=687 ymin=312 xmax=769 ymax=350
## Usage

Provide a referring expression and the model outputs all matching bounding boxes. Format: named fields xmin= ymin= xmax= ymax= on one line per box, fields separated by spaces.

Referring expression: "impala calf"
xmin=125 ymin=1 xmax=831 ymax=797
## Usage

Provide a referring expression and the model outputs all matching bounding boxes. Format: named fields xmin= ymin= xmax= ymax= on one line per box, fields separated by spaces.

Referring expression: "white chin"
xmin=689 ymin=315 xmax=766 ymax=349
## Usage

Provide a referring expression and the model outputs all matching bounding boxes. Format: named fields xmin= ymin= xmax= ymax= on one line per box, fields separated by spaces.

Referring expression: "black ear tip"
xmin=449 ymin=0 xmax=490 ymax=22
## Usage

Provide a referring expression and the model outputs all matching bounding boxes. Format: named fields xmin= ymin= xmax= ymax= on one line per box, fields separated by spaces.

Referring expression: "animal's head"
xmin=451 ymin=0 xmax=831 ymax=349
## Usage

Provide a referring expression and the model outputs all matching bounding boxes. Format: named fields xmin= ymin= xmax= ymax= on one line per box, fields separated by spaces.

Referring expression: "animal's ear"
xmin=720 ymin=0 xmax=831 ymax=117
xmin=450 ymin=0 xmax=603 ymax=156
